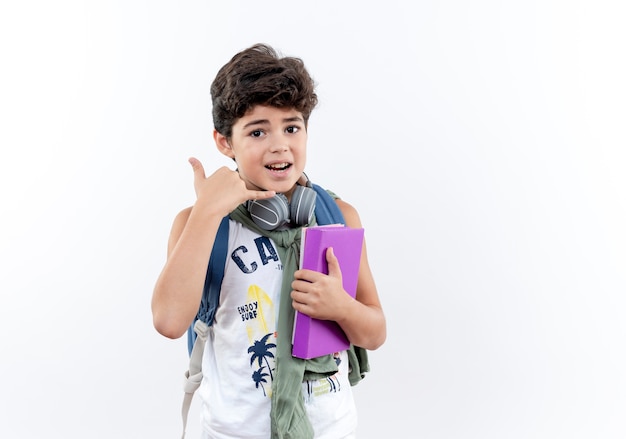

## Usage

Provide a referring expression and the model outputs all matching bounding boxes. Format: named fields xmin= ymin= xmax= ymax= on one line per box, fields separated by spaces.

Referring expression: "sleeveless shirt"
xmin=199 ymin=220 xmax=357 ymax=438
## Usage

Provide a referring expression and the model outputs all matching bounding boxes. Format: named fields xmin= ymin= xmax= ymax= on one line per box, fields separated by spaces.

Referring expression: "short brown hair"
xmin=211 ymin=44 xmax=318 ymax=138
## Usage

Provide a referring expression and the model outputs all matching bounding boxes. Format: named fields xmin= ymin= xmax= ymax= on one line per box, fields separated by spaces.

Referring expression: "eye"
xmin=250 ymin=129 xmax=264 ymax=138
xmin=285 ymin=126 xmax=299 ymax=134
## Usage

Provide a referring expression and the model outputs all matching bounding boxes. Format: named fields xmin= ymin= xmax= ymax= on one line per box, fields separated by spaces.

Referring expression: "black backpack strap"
xmin=182 ymin=215 xmax=230 ymax=437
xmin=186 ymin=215 xmax=230 ymax=355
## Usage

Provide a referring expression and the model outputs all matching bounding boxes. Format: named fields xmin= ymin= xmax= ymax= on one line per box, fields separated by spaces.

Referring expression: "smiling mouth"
xmin=265 ymin=163 xmax=291 ymax=171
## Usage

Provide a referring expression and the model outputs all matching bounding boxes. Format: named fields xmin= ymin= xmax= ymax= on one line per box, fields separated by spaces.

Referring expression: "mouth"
xmin=265 ymin=162 xmax=292 ymax=172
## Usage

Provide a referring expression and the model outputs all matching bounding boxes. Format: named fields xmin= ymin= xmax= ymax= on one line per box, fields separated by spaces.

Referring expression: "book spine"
xmin=292 ymin=229 xmax=325 ymax=359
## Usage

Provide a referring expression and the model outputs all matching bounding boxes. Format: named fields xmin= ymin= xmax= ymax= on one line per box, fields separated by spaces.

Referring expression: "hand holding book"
xmin=291 ymin=246 xmax=354 ymax=321
xmin=291 ymin=225 xmax=364 ymax=359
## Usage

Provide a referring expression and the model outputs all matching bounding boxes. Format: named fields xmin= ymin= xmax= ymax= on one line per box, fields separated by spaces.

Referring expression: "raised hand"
xmin=189 ymin=157 xmax=275 ymax=216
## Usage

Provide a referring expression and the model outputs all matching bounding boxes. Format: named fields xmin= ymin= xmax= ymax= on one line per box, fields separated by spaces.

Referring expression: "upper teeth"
xmin=268 ymin=163 xmax=288 ymax=169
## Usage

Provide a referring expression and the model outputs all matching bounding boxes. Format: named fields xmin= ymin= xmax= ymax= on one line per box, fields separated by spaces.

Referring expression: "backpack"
xmin=181 ymin=184 xmax=346 ymax=437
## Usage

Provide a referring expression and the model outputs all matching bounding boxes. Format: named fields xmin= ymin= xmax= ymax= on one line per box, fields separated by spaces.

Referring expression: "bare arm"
xmin=151 ymin=159 xmax=275 ymax=339
xmin=291 ymin=199 xmax=386 ymax=350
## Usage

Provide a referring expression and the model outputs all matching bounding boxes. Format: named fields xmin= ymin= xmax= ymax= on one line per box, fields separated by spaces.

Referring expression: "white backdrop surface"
xmin=1 ymin=1 xmax=625 ymax=438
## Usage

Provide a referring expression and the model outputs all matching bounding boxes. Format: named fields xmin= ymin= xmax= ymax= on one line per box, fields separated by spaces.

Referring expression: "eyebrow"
xmin=242 ymin=116 xmax=304 ymax=129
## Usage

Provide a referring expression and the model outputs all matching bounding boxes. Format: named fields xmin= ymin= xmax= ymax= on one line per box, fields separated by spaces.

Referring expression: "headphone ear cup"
xmin=290 ymin=185 xmax=317 ymax=226
xmin=247 ymin=194 xmax=290 ymax=230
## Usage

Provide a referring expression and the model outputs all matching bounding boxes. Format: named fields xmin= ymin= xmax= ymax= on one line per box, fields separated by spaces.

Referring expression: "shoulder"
xmin=314 ymin=184 xmax=362 ymax=228
xmin=334 ymin=198 xmax=362 ymax=229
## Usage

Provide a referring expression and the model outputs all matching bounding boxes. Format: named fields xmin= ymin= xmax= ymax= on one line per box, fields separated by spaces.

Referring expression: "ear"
xmin=214 ymin=130 xmax=235 ymax=159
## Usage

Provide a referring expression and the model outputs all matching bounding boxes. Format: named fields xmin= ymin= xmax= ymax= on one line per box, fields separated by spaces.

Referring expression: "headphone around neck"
xmin=246 ymin=181 xmax=317 ymax=231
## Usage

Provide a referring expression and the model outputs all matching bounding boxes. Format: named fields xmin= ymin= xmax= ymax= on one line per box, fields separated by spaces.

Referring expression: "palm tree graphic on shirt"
xmin=248 ymin=332 xmax=277 ymax=386
xmin=252 ymin=366 xmax=270 ymax=397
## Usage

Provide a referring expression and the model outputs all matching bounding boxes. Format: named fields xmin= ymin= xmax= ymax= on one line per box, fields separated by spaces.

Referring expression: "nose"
xmin=269 ymin=136 xmax=289 ymax=153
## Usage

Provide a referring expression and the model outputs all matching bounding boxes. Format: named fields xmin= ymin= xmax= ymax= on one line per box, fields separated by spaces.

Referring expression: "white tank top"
xmin=199 ymin=220 xmax=357 ymax=439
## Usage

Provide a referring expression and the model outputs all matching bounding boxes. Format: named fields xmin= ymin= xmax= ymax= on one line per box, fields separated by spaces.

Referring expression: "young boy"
xmin=152 ymin=44 xmax=386 ymax=439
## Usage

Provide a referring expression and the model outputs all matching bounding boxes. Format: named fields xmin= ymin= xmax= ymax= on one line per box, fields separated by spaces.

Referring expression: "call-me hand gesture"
xmin=189 ymin=157 xmax=275 ymax=216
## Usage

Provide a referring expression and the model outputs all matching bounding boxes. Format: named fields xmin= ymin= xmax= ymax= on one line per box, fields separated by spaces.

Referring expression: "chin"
xmin=259 ymin=173 xmax=301 ymax=195
xmin=266 ymin=179 xmax=297 ymax=195
xmin=275 ymin=184 xmax=297 ymax=195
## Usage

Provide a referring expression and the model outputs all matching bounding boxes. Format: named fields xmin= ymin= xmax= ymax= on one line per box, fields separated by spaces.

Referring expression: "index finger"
xmin=248 ymin=189 xmax=277 ymax=200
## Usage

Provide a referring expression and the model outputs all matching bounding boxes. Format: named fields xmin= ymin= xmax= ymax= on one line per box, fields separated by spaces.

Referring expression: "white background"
xmin=1 ymin=1 xmax=625 ymax=438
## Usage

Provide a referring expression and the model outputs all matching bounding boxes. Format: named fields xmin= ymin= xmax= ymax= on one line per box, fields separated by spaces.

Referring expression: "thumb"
xmin=326 ymin=247 xmax=343 ymax=280
xmin=188 ymin=157 xmax=205 ymax=181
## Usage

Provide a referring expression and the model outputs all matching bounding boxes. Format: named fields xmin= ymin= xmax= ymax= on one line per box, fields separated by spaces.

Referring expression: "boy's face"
xmin=216 ymin=105 xmax=308 ymax=199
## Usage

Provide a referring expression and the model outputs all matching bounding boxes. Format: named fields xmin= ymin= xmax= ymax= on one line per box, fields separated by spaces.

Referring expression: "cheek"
xmin=295 ymin=145 xmax=307 ymax=164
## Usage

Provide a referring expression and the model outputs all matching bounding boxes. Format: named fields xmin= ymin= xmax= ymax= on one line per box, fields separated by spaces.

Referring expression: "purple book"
xmin=292 ymin=225 xmax=365 ymax=359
